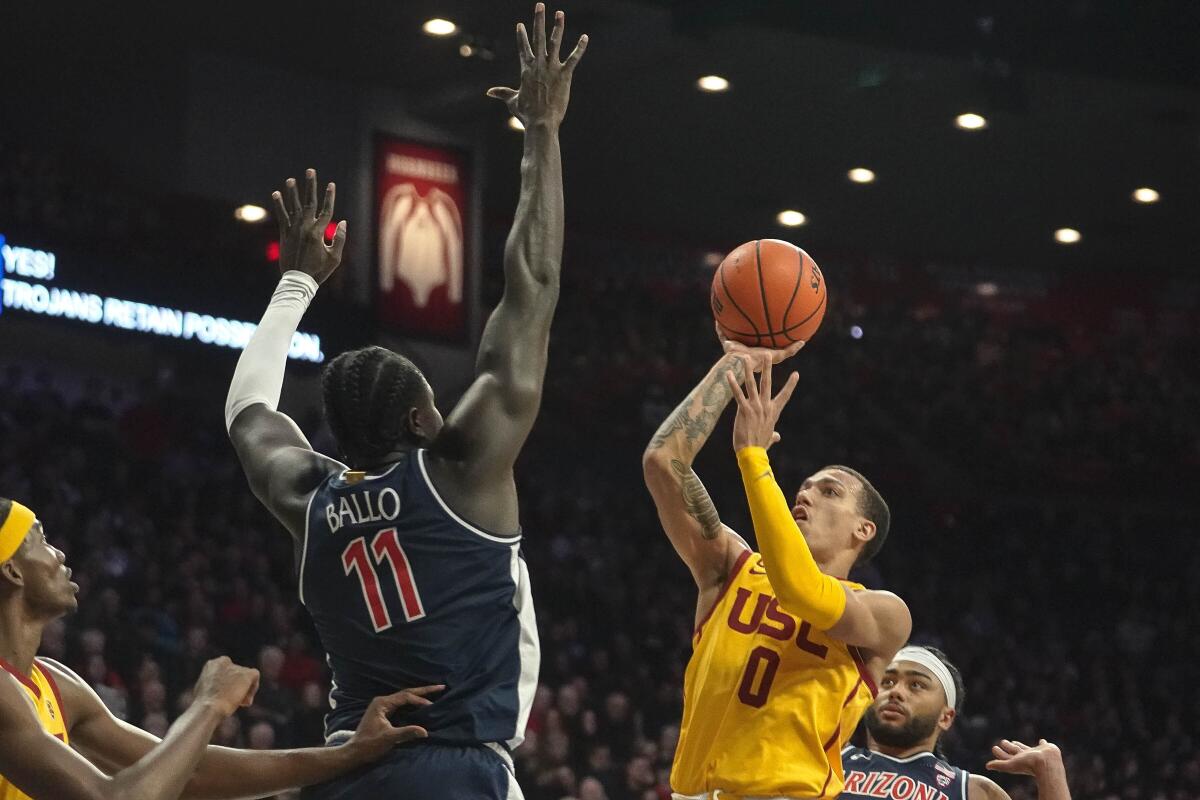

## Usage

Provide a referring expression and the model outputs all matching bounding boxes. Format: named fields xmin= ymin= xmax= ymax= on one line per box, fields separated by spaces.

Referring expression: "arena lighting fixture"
xmin=1054 ymin=227 xmax=1082 ymax=244
xmin=234 ymin=204 xmax=267 ymax=223
xmin=1132 ymin=187 xmax=1160 ymax=204
xmin=703 ymin=251 xmax=724 ymax=268
xmin=848 ymin=167 xmax=876 ymax=184
xmin=422 ymin=18 xmax=457 ymax=36
xmin=776 ymin=210 xmax=807 ymax=227
xmin=697 ymin=75 xmax=730 ymax=92
xmin=955 ymin=112 xmax=988 ymax=130
xmin=975 ymin=282 xmax=999 ymax=297
xmin=849 ymin=325 xmax=864 ymax=339
xmin=508 ymin=116 xmax=525 ymax=131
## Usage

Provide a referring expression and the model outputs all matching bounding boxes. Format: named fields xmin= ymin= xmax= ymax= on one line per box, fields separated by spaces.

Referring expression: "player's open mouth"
xmin=792 ymin=507 xmax=809 ymax=521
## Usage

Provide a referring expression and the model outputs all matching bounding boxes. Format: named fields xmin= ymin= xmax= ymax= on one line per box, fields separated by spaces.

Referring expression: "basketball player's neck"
xmin=867 ymin=735 xmax=939 ymax=760
xmin=816 ymin=550 xmax=856 ymax=581
xmin=350 ymin=447 xmax=413 ymax=472
xmin=0 ymin=598 xmax=48 ymax=674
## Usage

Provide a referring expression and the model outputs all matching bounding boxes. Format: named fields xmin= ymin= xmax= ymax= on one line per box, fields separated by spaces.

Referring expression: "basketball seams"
xmin=714 ymin=242 xmax=825 ymax=346
xmin=718 ymin=260 xmax=764 ymax=339
xmin=753 ymin=240 xmax=779 ymax=348
xmin=779 ymin=248 xmax=806 ymax=343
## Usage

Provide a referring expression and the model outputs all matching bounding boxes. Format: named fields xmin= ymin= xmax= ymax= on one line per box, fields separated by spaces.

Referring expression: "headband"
xmin=0 ymin=501 xmax=36 ymax=563
xmin=893 ymin=646 xmax=957 ymax=710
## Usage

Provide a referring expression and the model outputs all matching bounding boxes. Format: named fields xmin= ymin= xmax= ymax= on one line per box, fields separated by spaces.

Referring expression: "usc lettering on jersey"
xmin=671 ymin=550 xmax=877 ymax=799
xmin=0 ymin=658 xmax=69 ymax=800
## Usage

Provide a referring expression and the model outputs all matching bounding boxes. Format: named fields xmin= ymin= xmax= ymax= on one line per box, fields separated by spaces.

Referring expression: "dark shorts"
xmin=300 ymin=741 xmax=521 ymax=800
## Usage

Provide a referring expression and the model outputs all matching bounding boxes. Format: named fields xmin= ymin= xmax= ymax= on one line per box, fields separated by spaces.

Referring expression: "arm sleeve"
xmin=735 ymin=446 xmax=847 ymax=629
xmin=224 ymin=271 xmax=318 ymax=432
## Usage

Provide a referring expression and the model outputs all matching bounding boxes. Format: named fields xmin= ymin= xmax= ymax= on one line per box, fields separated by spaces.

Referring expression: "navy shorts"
xmin=300 ymin=741 xmax=522 ymax=800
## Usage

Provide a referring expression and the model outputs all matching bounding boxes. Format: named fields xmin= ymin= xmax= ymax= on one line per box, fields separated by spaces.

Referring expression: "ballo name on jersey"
xmin=325 ymin=489 xmax=402 ymax=533
xmin=843 ymin=770 xmax=950 ymax=800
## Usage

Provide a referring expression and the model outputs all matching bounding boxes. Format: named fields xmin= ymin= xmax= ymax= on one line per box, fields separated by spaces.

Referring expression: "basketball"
xmin=710 ymin=239 xmax=827 ymax=347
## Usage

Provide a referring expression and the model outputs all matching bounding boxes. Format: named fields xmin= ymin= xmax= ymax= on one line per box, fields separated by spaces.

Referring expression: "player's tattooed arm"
xmin=647 ymin=353 xmax=747 ymax=458
xmin=670 ymin=458 xmax=723 ymax=539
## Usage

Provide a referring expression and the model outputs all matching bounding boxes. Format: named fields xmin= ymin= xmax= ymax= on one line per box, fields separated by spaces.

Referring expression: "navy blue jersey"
xmin=300 ymin=450 xmax=539 ymax=748
xmin=840 ymin=746 xmax=969 ymax=800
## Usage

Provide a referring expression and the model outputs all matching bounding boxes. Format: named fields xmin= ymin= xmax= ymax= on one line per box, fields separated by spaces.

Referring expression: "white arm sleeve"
xmin=224 ymin=271 xmax=319 ymax=432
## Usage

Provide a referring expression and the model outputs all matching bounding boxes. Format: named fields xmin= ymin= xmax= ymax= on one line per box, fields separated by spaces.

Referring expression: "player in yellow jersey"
xmin=643 ymin=343 xmax=912 ymax=800
xmin=0 ymin=496 xmax=439 ymax=800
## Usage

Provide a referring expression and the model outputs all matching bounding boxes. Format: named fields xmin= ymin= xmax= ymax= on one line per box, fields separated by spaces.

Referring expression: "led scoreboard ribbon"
xmin=0 ymin=234 xmax=324 ymax=363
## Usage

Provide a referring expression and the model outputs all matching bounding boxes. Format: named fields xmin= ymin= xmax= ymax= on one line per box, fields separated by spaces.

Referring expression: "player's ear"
xmin=854 ymin=519 xmax=877 ymax=548
xmin=938 ymin=706 xmax=956 ymax=732
xmin=0 ymin=559 xmax=24 ymax=589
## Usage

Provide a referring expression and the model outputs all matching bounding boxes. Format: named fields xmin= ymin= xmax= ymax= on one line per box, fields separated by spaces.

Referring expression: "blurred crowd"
xmin=1 ymin=152 xmax=1198 ymax=800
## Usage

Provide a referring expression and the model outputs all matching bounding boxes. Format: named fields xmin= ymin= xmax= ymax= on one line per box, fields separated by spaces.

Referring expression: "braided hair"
xmin=322 ymin=346 xmax=429 ymax=465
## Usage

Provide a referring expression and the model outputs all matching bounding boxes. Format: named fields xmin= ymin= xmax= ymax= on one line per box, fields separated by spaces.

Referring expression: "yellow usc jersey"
xmin=671 ymin=550 xmax=877 ymax=799
xmin=0 ymin=658 xmax=70 ymax=800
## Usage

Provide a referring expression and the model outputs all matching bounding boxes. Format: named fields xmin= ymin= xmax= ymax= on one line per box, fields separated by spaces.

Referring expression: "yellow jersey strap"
xmin=0 ymin=658 xmax=69 ymax=741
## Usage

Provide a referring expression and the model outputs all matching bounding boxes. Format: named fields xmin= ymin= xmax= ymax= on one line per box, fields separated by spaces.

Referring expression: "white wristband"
xmin=224 ymin=271 xmax=319 ymax=432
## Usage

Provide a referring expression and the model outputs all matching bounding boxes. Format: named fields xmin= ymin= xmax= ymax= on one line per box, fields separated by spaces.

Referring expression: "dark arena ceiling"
xmin=7 ymin=0 xmax=1199 ymax=274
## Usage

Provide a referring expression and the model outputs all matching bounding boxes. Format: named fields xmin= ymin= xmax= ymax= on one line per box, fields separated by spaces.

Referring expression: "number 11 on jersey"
xmin=342 ymin=528 xmax=426 ymax=632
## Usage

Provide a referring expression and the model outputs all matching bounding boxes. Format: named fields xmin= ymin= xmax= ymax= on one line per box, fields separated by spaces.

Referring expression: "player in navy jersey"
xmin=222 ymin=6 xmax=587 ymax=798
xmin=841 ymin=645 xmax=1071 ymax=800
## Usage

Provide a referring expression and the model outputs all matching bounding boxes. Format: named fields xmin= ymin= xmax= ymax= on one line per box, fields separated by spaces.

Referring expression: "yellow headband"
xmin=0 ymin=502 xmax=36 ymax=564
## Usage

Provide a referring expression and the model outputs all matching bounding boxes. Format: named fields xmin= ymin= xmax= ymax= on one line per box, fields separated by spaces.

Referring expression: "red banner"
xmin=375 ymin=137 xmax=470 ymax=340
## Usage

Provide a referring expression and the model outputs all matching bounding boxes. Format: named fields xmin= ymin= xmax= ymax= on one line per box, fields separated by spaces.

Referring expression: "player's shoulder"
xmin=967 ymin=773 xmax=1011 ymax=800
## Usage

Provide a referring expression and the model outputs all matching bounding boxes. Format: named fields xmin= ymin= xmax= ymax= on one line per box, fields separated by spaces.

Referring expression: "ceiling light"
xmin=849 ymin=325 xmax=864 ymax=339
xmin=459 ymin=44 xmax=475 ymax=58
xmin=848 ymin=167 xmax=876 ymax=184
xmin=697 ymin=75 xmax=730 ymax=93
xmin=1054 ymin=228 xmax=1081 ymax=244
xmin=703 ymin=251 xmax=724 ymax=268
xmin=1132 ymin=187 xmax=1160 ymax=204
xmin=508 ymin=116 xmax=525 ymax=132
xmin=422 ymin=18 xmax=457 ymax=36
xmin=955 ymin=112 xmax=988 ymax=130
xmin=975 ymin=282 xmax=999 ymax=297
xmin=234 ymin=204 xmax=267 ymax=223
xmin=776 ymin=210 xmax=807 ymax=227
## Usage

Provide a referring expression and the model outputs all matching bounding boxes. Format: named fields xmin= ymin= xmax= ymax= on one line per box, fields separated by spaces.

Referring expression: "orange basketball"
xmin=710 ymin=239 xmax=827 ymax=347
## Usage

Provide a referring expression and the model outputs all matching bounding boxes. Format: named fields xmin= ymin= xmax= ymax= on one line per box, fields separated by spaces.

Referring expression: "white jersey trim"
xmin=297 ymin=487 xmax=320 ymax=606
xmin=868 ymin=749 xmax=938 ymax=764
xmin=506 ymin=548 xmax=540 ymax=749
xmin=416 ymin=449 xmax=523 ymax=543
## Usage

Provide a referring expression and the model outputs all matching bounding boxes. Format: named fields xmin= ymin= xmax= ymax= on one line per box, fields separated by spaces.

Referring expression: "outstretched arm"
xmin=429 ymin=4 xmax=587 ymax=532
xmin=642 ymin=352 xmax=747 ymax=591
xmin=728 ymin=358 xmax=911 ymax=654
xmin=226 ymin=170 xmax=346 ymax=539
xmin=974 ymin=739 xmax=1070 ymax=800
xmin=47 ymin=659 xmax=439 ymax=800
xmin=0 ymin=657 xmax=257 ymax=800
xmin=643 ymin=340 xmax=802 ymax=592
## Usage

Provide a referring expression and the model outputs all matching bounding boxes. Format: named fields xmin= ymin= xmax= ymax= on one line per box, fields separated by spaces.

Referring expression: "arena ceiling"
xmin=15 ymin=0 xmax=1200 ymax=273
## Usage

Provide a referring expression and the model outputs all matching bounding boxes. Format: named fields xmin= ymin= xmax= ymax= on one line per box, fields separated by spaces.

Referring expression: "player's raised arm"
xmin=426 ymin=4 xmax=587 ymax=530
xmin=225 ymin=170 xmax=346 ymax=540
xmin=726 ymin=356 xmax=911 ymax=655
xmin=642 ymin=337 xmax=801 ymax=592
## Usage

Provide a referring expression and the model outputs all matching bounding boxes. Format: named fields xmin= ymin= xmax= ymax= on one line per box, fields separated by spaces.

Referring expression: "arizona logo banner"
xmin=375 ymin=137 xmax=470 ymax=341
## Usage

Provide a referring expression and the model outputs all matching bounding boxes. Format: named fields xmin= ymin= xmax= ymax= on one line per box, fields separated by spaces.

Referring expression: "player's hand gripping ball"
xmin=711 ymin=239 xmax=827 ymax=347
